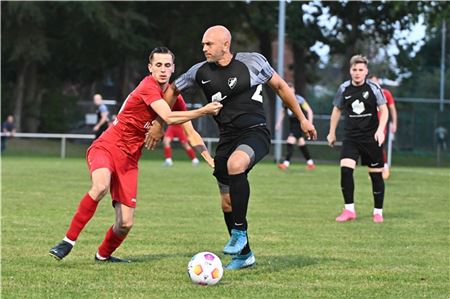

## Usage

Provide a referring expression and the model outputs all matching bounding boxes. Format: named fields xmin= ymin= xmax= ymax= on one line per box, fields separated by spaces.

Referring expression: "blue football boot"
xmin=223 ymin=229 xmax=248 ymax=255
xmin=225 ymin=251 xmax=256 ymax=270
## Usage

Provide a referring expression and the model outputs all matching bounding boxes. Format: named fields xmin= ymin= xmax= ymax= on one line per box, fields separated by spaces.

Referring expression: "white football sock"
xmin=63 ymin=236 xmax=75 ymax=246
xmin=345 ymin=204 xmax=355 ymax=212
xmin=373 ymin=208 xmax=383 ymax=216
xmin=95 ymin=252 xmax=107 ymax=260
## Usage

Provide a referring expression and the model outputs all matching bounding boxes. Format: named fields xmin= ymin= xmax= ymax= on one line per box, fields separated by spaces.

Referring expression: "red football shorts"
xmin=86 ymin=143 xmax=138 ymax=208
xmin=164 ymin=124 xmax=188 ymax=143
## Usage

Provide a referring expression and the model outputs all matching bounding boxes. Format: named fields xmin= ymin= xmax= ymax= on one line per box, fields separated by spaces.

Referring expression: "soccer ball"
xmin=187 ymin=251 xmax=223 ymax=286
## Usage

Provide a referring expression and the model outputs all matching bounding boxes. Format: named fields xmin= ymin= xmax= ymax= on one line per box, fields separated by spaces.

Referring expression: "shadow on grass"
xmin=254 ymin=255 xmax=340 ymax=272
xmin=130 ymin=252 xmax=194 ymax=263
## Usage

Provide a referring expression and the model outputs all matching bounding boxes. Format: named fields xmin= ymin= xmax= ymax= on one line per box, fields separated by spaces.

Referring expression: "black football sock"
xmin=299 ymin=145 xmax=311 ymax=161
xmin=223 ymin=211 xmax=233 ymax=235
xmin=224 ymin=211 xmax=251 ymax=255
xmin=341 ymin=167 xmax=354 ymax=204
xmin=229 ymin=173 xmax=249 ymax=231
xmin=285 ymin=143 xmax=294 ymax=162
xmin=369 ymin=172 xmax=385 ymax=209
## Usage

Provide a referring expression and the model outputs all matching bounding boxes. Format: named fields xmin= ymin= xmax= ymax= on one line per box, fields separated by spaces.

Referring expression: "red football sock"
xmin=186 ymin=147 xmax=196 ymax=160
xmin=164 ymin=146 xmax=172 ymax=159
xmin=66 ymin=193 xmax=99 ymax=241
xmin=97 ymin=226 xmax=127 ymax=258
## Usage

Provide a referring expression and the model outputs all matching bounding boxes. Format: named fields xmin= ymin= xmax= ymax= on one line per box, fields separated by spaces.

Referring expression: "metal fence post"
xmin=61 ymin=136 xmax=66 ymax=159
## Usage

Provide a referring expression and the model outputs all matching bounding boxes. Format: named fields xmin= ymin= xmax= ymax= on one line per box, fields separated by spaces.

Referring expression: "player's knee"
xmin=227 ymin=159 xmax=248 ymax=174
xmin=287 ymin=136 xmax=296 ymax=144
xmin=298 ymin=138 xmax=306 ymax=146
xmin=90 ymin=183 xmax=109 ymax=200
xmin=117 ymin=219 xmax=134 ymax=234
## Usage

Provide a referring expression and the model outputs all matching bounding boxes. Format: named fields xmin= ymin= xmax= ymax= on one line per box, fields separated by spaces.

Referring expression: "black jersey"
xmin=174 ymin=52 xmax=274 ymax=134
xmin=333 ymin=79 xmax=386 ymax=140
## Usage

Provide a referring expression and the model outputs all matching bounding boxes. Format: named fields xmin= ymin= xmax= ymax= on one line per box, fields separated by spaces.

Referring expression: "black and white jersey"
xmin=174 ymin=52 xmax=274 ymax=134
xmin=333 ymin=79 xmax=386 ymax=140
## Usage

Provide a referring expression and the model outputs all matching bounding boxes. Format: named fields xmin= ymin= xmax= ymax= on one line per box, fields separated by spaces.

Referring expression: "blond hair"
xmin=349 ymin=55 xmax=369 ymax=66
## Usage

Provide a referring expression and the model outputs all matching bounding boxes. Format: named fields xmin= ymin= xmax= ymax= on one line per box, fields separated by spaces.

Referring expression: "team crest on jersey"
xmin=228 ymin=77 xmax=237 ymax=89
xmin=351 ymin=100 xmax=365 ymax=114
xmin=362 ymin=91 xmax=369 ymax=99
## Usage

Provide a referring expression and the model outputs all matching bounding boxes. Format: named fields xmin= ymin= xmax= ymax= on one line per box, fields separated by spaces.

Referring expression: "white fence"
xmin=1 ymin=132 xmax=341 ymax=159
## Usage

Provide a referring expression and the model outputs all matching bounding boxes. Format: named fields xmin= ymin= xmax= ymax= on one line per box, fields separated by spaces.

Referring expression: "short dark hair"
xmin=148 ymin=47 xmax=175 ymax=63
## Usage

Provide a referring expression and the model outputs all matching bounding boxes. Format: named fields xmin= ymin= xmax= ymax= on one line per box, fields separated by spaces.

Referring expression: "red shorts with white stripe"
xmin=86 ymin=142 xmax=138 ymax=208
xmin=164 ymin=124 xmax=188 ymax=143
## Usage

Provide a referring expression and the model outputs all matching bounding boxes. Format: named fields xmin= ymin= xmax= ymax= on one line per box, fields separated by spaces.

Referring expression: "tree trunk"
xmin=23 ymin=63 xmax=39 ymax=132
xmin=258 ymin=31 xmax=273 ymax=66
xmin=117 ymin=57 xmax=132 ymax=103
xmin=13 ymin=61 xmax=29 ymax=132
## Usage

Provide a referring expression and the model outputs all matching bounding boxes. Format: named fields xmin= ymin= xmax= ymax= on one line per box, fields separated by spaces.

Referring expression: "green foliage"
xmin=39 ymin=91 xmax=82 ymax=133
xmin=2 ymin=157 xmax=449 ymax=298
xmin=1 ymin=1 xmax=447 ymax=133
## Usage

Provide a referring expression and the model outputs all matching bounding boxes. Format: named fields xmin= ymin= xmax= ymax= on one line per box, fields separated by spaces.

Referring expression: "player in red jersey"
xmin=49 ymin=47 xmax=220 ymax=262
xmin=162 ymin=95 xmax=200 ymax=167
xmin=163 ymin=124 xmax=200 ymax=166
xmin=369 ymin=76 xmax=398 ymax=180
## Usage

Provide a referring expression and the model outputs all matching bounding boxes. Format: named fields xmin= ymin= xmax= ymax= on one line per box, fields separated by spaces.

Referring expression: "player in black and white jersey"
xmin=148 ymin=25 xmax=316 ymax=270
xmin=327 ymin=55 xmax=388 ymax=223
xmin=276 ymin=82 xmax=316 ymax=170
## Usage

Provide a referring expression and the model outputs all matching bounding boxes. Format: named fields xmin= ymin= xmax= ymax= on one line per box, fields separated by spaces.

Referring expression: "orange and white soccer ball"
xmin=187 ymin=252 xmax=223 ymax=286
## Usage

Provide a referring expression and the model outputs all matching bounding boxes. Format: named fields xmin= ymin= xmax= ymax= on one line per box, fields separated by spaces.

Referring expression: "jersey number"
xmin=251 ymin=84 xmax=263 ymax=103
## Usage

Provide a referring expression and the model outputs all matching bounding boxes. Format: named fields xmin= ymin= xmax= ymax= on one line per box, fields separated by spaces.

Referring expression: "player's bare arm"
xmin=388 ymin=103 xmax=398 ymax=133
xmin=302 ymin=102 xmax=314 ymax=124
xmin=150 ymin=99 xmax=222 ymax=125
xmin=267 ymin=73 xmax=317 ymax=140
xmin=145 ymin=84 xmax=184 ymax=150
xmin=375 ymin=104 xmax=388 ymax=146
xmin=275 ymin=109 xmax=285 ymax=131
xmin=327 ymin=106 xmax=342 ymax=147
xmin=182 ymin=121 xmax=215 ymax=168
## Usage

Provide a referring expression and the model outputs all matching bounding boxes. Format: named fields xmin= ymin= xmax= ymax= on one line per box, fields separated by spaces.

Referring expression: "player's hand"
xmin=93 ymin=125 xmax=99 ymax=132
xmin=327 ymin=132 xmax=336 ymax=147
xmin=390 ymin=122 xmax=397 ymax=134
xmin=206 ymin=157 xmax=215 ymax=169
xmin=202 ymin=102 xmax=223 ymax=116
xmin=374 ymin=129 xmax=385 ymax=147
xmin=300 ymin=119 xmax=317 ymax=140
xmin=145 ymin=121 xmax=164 ymax=150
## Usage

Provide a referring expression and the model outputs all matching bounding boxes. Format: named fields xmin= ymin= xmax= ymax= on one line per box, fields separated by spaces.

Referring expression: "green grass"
xmin=2 ymin=156 xmax=449 ymax=298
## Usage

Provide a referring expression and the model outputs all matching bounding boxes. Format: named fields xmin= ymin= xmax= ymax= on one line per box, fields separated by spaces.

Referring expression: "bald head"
xmin=203 ymin=25 xmax=231 ymax=44
xmin=202 ymin=25 xmax=233 ymax=65
xmin=93 ymin=94 xmax=103 ymax=106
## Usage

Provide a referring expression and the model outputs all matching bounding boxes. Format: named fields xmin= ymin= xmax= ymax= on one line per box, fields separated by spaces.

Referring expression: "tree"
xmin=285 ymin=1 xmax=325 ymax=97
xmin=2 ymin=2 xmax=50 ymax=131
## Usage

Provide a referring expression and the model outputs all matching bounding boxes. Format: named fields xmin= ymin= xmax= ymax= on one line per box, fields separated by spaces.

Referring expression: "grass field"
xmin=2 ymin=156 xmax=449 ymax=298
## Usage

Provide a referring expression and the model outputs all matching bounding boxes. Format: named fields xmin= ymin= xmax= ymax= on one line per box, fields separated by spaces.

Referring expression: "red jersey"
xmin=172 ymin=96 xmax=187 ymax=112
xmin=96 ymin=75 xmax=186 ymax=158
xmin=378 ymin=88 xmax=395 ymax=120
xmin=382 ymin=89 xmax=395 ymax=106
